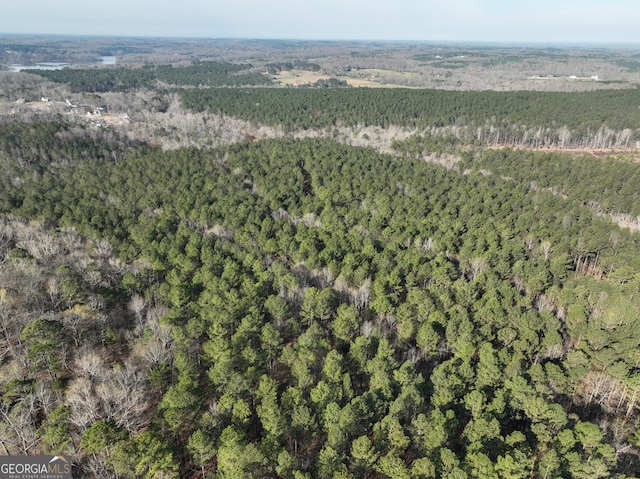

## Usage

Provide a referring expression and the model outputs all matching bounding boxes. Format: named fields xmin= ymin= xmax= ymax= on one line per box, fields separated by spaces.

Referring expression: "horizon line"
xmin=1 ymin=32 xmax=640 ymax=48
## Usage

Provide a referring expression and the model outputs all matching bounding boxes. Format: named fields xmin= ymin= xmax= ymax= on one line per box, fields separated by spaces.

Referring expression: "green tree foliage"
xmin=20 ymin=317 xmax=65 ymax=379
xmin=187 ymin=428 xmax=216 ymax=477
xmin=180 ymin=86 xmax=640 ymax=145
xmin=109 ymin=431 xmax=178 ymax=479
xmin=37 ymin=405 xmax=71 ymax=454
xmin=3 ymin=104 xmax=640 ymax=477
xmin=81 ymin=420 xmax=128 ymax=455
xmin=158 ymin=373 xmax=202 ymax=435
xmin=256 ymin=374 xmax=286 ymax=437
xmin=216 ymin=426 xmax=269 ymax=478
xmin=28 ymin=61 xmax=273 ymax=92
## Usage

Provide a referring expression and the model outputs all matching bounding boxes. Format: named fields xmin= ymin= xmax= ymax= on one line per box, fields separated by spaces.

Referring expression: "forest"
xmin=179 ymin=87 xmax=640 ymax=148
xmin=27 ymin=62 xmax=273 ymax=92
xmin=1 ymin=40 xmax=640 ymax=479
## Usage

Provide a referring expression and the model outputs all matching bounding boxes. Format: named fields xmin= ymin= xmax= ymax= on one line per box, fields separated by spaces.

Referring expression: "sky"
xmin=1 ymin=0 xmax=638 ymax=44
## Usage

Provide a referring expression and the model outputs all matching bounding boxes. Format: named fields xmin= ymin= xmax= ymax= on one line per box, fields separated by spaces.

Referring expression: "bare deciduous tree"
xmin=128 ymin=294 xmax=146 ymax=330
xmin=96 ymin=363 xmax=150 ymax=433
xmin=524 ymin=234 xmax=536 ymax=251
xmin=66 ymin=377 xmax=100 ymax=431
xmin=75 ymin=349 xmax=108 ymax=382
xmin=351 ymin=278 xmax=371 ymax=312
xmin=469 ymin=257 xmax=488 ymax=280
xmin=0 ymin=394 xmax=39 ymax=455
xmin=539 ymin=241 xmax=553 ymax=261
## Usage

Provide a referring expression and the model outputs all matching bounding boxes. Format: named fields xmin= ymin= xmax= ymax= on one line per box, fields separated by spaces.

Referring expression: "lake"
xmin=9 ymin=56 xmax=116 ymax=72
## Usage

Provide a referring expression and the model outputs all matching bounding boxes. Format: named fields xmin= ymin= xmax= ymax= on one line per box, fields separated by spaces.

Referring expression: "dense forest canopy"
xmin=1 ymin=44 xmax=640 ymax=479
xmin=180 ymin=87 xmax=640 ymax=148
xmin=26 ymin=61 xmax=274 ymax=92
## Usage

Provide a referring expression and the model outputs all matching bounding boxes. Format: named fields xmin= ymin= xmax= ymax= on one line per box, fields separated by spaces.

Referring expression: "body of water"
xmin=9 ymin=56 xmax=116 ymax=72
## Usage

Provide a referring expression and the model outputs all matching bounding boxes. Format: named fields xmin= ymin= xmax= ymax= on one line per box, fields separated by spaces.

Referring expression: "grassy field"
xmin=273 ymin=69 xmax=330 ymax=86
xmin=355 ymin=68 xmax=417 ymax=78
xmin=273 ymin=69 xmax=414 ymax=88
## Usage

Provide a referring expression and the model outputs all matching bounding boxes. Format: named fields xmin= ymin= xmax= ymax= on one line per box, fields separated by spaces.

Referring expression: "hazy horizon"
xmin=1 ymin=1 xmax=638 ymax=45
xmin=1 ymin=33 xmax=639 ymax=49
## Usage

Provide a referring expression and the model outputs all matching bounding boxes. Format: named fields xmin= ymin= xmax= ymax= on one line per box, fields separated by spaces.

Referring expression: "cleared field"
xmin=345 ymin=68 xmax=424 ymax=87
xmin=341 ymin=76 xmax=419 ymax=88
xmin=274 ymin=69 xmax=412 ymax=88
xmin=273 ymin=69 xmax=332 ymax=86
xmin=356 ymin=68 xmax=417 ymax=78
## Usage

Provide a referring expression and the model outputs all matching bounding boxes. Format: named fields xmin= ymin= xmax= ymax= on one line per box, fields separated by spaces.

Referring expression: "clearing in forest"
xmin=273 ymin=69 xmax=408 ymax=88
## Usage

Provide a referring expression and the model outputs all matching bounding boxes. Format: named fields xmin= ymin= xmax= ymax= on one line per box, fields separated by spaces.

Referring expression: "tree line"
xmin=21 ymin=59 xmax=640 ymax=150
xmin=180 ymin=86 xmax=640 ymax=148
xmin=26 ymin=61 xmax=273 ymax=92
